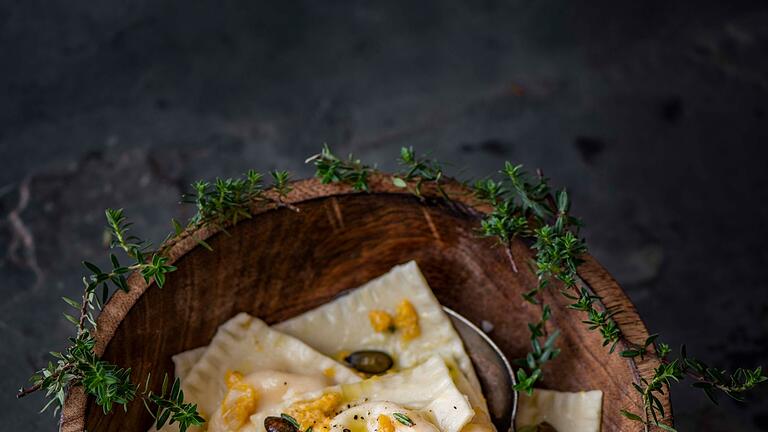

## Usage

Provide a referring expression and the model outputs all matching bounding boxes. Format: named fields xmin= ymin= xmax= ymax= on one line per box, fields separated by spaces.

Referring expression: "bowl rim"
xmin=59 ymin=174 xmax=671 ymax=431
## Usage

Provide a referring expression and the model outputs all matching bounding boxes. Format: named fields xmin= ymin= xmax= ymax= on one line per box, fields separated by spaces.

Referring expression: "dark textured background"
xmin=1 ymin=1 xmax=767 ymax=430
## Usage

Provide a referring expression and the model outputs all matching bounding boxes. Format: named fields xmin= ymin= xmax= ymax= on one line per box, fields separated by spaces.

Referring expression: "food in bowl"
xmin=153 ymin=262 xmax=601 ymax=432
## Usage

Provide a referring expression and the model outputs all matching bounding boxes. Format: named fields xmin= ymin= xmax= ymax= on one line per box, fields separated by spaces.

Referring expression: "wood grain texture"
xmin=59 ymin=174 xmax=672 ymax=431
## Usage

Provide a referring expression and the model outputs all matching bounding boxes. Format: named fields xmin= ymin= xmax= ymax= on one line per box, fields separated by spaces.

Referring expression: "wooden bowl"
xmin=60 ymin=175 xmax=671 ymax=432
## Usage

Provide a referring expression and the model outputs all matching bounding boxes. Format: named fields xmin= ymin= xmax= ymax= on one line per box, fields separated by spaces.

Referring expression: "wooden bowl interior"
xmin=83 ymin=193 xmax=650 ymax=431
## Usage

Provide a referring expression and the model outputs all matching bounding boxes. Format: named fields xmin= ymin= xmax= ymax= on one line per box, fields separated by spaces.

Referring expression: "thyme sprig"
xmin=310 ymin=145 xmax=766 ymax=431
xmin=513 ymin=305 xmax=561 ymax=394
xmin=271 ymin=170 xmax=293 ymax=198
xmin=186 ymin=169 xmax=266 ymax=226
xmin=621 ymin=344 xmax=767 ymax=429
xmin=17 ymin=209 xmax=203 ymax=431
xmin=392 ymin=146 xmax=449 ymax=200
xmin=104 ymin=208 xmax=177 ymax=290
xmin=142 ymin=374 xmax=205 ymax=432
xmin=473 ymin=166 xmax=583 ymax=397
xmin=20 ymin=169 xmax=297 ymax=428
xmin=184 ymin=168 xmax=299 ymax=230
xmin=306 ymin=144 xmax=372 ymax=191
xmin=473 ymin=162 xmax=766 ymax=431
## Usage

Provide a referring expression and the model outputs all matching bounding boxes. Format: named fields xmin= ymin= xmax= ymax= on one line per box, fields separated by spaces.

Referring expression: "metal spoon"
xmin=444 ymin=307 xmax=517 ymax=432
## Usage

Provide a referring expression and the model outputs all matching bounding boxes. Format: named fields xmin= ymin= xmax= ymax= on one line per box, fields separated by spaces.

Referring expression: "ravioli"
xmin=442 ymin=358 xmax=493 ymax=432
xmin=172 ymin=346 xmax=206 ymax=381
xmin=251 ymin=356 xmax=475 ymax=432
xmin=273 ymin=261 xmax=493 ymax=431
xmin=516 ymin=389 xmax=603 ymax=432
xmin=180 ymin=313 xmax=361 ymax=423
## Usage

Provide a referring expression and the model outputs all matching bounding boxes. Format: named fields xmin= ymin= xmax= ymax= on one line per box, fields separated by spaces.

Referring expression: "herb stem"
xmin=16 ymin=382 xmax=43 ymax=399
xmin=269 ymin=192 xmax=300 ymax=213
xmin=17 ymin=363 xmax=75 ymax=399
xmin=503 ymin=241 xmax=519 ymax=273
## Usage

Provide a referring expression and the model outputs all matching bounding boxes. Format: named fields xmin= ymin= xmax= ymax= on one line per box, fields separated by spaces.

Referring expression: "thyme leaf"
xmin=281 ymin=413 xmax=301 ymax=429
xmin=393 ymin=413 xmax=414 ymax=426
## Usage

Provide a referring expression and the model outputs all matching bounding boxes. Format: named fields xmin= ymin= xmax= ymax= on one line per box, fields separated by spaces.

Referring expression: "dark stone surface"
xmin=1 ymin=1 xmax=767 ymax=430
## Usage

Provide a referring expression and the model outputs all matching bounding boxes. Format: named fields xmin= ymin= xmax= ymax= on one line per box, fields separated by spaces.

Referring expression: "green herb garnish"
xmin=271 ymin=170 xmax=293 ymax=198
xmin=306 ymin=144 xmax=372 ymax=191
xmin=392 ymin=146 xmax=448 ymax=200
xmin=310 ymin=145 xmax=768 ymax=431
xmin=18 ymin=169 xmax=295 ymax=429
xmin=472 ymin=157 xmax=766 ymax=430
xmin=393 ymin=413 xmax=414 ymax=427
xmin=143 ymin=374 xmax=205 ymax=432
xmin=281 ymin=413 xmax=301 ymax=429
